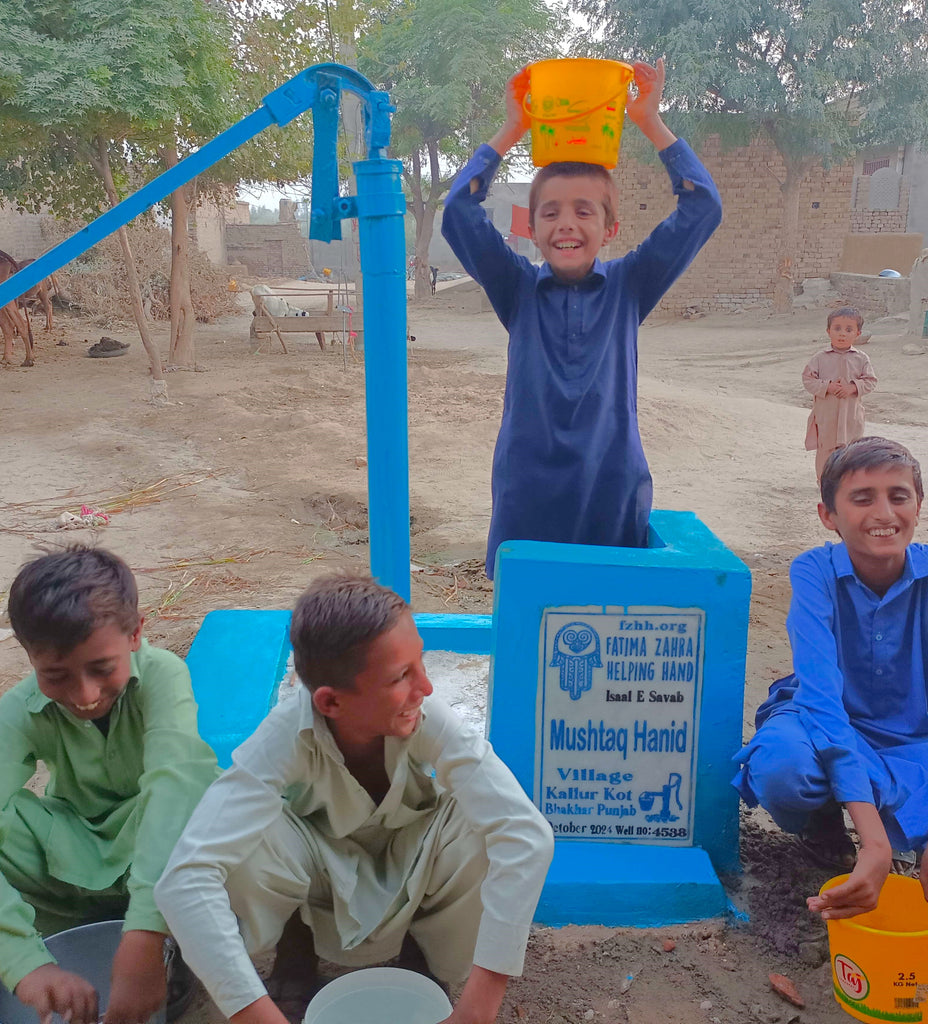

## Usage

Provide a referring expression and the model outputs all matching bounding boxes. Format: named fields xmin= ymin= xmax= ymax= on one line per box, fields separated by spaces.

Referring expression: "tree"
xmin=577 ymin=0 xmax=928 ymax=311
xmin=360 ymin=0 xmax=562 ymax=299
xmin=0 ymin=0 xmax=236 ymax=396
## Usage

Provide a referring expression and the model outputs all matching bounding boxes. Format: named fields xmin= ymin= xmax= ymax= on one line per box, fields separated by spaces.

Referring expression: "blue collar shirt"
xmin=782 ymin=542 xmax=928 ymax=829
xmin=441 ymin=141 xmax=722 ymax=576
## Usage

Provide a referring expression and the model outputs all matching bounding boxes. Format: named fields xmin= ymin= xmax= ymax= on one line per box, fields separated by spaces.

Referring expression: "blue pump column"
xmin=353 ymin=158 xmax=411 ymax=601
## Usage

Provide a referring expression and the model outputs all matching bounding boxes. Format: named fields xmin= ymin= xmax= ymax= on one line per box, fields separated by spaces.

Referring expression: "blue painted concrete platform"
xmin=538 ymin=844 xmax=729 ymax=925
xmin=487 ymin=512 xmax=751 ymax=925
xmin=186 ymin=608 xmax=493 ymax=767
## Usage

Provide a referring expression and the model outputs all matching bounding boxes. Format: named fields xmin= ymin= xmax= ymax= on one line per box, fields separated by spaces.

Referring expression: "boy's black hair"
xmin=8 ymin=546 xmax=139 ymax=654
xmin=290 ymin=573 xmax=408 ymax=692
xmin=827 ymin=306 xmax=864 ymax=331
xmin=528 ymin=162 xmax=619 ymax=227
xmin=820 ymin=437 xmax=924 ymax=511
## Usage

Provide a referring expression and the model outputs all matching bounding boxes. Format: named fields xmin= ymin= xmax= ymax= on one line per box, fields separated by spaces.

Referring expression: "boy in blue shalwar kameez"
xmin=735 ymin=438 xmax=928 ymax=918
xmin=441 ymin=59 xmax=722 ymax=577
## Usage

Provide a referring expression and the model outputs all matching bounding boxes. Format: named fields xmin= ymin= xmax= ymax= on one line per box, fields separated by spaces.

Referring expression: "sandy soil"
xmin=2 ymin=290 xmax=926 ymax=1024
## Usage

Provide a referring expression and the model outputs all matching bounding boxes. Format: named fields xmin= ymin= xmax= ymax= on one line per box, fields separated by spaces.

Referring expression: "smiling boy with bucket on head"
xmin=734 ymin=438 xmax=928 ymax=918
xmin=154 ymin=574 xmax=554 ymax=1024
xmin=442 ymin=58 xmax=722 ymax=578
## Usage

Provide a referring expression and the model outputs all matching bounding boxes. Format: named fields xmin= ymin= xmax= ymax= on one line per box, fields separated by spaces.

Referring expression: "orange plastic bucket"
xmin=820 ymin=874 xmax=928 ymax=1022
xmin=524 ymin=58 xmax=634 ymax=168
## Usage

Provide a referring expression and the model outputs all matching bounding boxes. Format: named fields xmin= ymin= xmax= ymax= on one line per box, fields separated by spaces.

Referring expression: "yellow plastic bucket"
xmin=821 ymin=874 xmax=928 ymax=1022
xmin=524 ymin=58 xmax=634 ymax=168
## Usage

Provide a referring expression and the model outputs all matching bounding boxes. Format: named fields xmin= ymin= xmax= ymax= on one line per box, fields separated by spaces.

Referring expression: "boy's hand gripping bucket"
xmin=0 ymin=921 xmax=167 ymax=1024
xmin=820 ymin=874 xmax=928 ymax=1022
xmin=524 ymin=58 xmax=635 ymax=169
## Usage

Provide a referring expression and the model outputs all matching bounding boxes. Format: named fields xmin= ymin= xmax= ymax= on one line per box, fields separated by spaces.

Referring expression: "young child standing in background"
xmin=803 ymin=307 xmax=877 ymax=480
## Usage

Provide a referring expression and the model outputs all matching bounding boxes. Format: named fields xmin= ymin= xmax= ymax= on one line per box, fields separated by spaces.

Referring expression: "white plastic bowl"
xmin=0 ymin=920 xmax=166 ymax=1024
xmin=303 ymin=967 xmax=451 ymax=1024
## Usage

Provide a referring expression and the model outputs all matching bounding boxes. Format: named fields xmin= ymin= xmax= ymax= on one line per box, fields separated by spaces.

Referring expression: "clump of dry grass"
xmin=41 ymin=216 xmax=239 ymax=327
xmin=0 ymin=476 xmax=206 ymax=534
xmin=143 ymin=568 xmax=259 ymax=621
xmin=417 ymin=558 xmax=492 ymax=608
xmin=135 ymin=549 xmax=271 ymax=573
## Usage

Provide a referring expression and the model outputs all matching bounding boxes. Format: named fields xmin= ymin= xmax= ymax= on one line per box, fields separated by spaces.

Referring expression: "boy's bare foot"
xmin=266 ymin=912 xmax=322 ymax=1024
xmin=797 ymin=801 xmax=857 ymax=871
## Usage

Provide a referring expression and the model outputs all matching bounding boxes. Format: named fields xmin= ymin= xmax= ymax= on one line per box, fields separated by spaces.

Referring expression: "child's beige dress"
xmin=802 ymin=345 xmax=877 ymax=477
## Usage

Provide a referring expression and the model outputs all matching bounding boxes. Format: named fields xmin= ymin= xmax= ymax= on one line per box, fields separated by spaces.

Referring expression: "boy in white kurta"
xmin=803 ymin=307 xmax=877 ymax=480
xmin=155 ymin=574 xmax=554 ymax=1024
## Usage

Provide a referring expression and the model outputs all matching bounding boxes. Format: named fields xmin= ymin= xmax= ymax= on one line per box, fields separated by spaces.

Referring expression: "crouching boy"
xmin=734 ymin=438 xmax=928 ymax=918
xmin=154 ymin=574 xmax=554 ymax=1024
xmin=0 ymin=547 xmax=220 ymax=1024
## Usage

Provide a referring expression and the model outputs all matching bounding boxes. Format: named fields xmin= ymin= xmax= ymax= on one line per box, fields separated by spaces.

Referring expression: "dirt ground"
xmin=2 ymin=288 xmax=926 ymax=1024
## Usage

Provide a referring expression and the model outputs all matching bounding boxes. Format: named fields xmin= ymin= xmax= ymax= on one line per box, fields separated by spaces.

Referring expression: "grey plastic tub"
xmin=0 ymin=920 xmax=166 ymax=1024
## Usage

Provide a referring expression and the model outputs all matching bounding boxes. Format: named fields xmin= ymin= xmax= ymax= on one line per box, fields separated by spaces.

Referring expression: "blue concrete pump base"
xmin=538 ymin=842 xmax=728 ymax=926
xmin=187 ymin=608 xmax=493 ymax=767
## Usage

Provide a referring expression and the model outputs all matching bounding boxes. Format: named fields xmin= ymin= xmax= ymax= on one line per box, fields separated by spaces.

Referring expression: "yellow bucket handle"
xmin=522 ymin=82 xmax=632 ymax=124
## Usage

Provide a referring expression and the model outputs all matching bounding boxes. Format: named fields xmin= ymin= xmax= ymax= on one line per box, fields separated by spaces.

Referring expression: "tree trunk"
xmin=161 ymin=146 xmax=197 ymax=369
xmin=90 ymin=137 xmax=167 ymax=401
xmin=412 ymin=141 xmax=444 ymax=301
xmin=414 ymin=208 xmax=436 ymax=299
xmin=405 ymin=149 xmax=429 ymax=301
xmin=772 ymin=156 xmax=808 ymax=314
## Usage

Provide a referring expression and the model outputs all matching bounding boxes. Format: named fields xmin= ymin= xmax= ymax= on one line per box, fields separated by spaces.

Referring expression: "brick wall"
xmin=850 ymin=166 xmax=910 ymax=233
xmin=850 ymin=203 xmax=909 ymax=234
xmin=603 ymin=135 xmax=854 ymax=313
xmin=828 ymin=272 xmax=910 ymax=318
xmin=225 ymin=223 xmax=311 ymax=278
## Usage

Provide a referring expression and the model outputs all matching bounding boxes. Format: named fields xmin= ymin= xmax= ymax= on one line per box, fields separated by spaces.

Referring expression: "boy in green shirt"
xmin=0 ymin=547 xmax=219 ymax=1024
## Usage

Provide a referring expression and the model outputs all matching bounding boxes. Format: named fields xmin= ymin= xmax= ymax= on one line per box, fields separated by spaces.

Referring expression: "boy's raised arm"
xmin=625 ymin=59 xmax=677 ymax=152
xmin=441 ymin=74 xmax=528 ymax=328
xmin=488 ymin=67 xmax=530 ymax=159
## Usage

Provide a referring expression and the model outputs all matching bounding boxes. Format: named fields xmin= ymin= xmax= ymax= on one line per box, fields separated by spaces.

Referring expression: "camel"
xmin=0 ymin=251 xmax=36 ymax=367
xmin=17 ymin=258 xmax=61 ymax=331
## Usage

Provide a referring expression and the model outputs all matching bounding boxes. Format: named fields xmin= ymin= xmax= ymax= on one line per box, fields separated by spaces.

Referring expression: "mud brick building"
xmin=604 ymin=135 xmax=854 ymax=314
xmin=432 ymin=136 xmax=927 ymax=315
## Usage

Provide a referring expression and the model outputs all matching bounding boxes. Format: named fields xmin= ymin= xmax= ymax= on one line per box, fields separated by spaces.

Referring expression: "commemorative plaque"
xmin=537 ymin=605 xmax=704 ymax=844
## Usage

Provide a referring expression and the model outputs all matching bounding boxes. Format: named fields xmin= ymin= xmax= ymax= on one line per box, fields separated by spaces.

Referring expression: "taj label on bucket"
xmin=834 ymin=955 xmax=870 ymax=1001
xmin=822 ymin=875 xmax=928 ymax=1022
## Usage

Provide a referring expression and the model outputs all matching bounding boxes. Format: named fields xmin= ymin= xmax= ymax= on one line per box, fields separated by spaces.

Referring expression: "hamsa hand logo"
xmin=550 ymin=622 xmax=602 ymax=700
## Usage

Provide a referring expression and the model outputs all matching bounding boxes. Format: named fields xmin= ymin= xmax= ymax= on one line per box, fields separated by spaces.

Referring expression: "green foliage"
xmin=359 ymin=0 xmax=563 ymax=186
xmin=577 ymin=0 xmax=928 ymax=160
xmin=0 ymin=0 xmax=227 ymax=132
xmin=219 ymin=0 xmax=329 ymax=190
xmin=0 ymin=0 xmax=238 ymax=218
